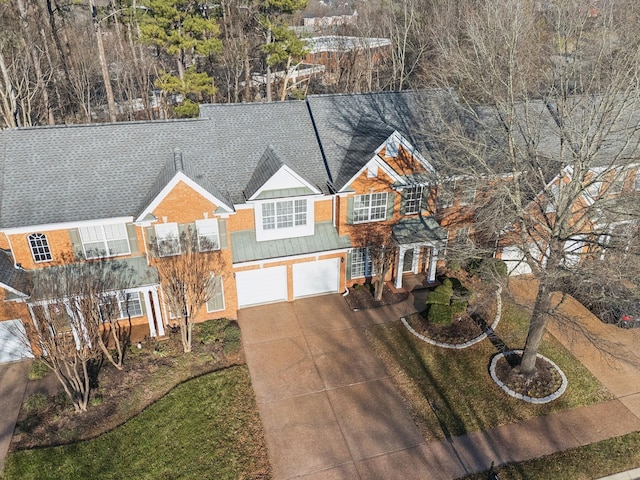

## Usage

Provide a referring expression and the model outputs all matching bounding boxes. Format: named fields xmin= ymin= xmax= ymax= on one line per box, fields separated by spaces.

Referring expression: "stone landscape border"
xmin=489 ymin=350 xmax=568 ymax=404
xmin=402 ymin=284 xmax=503 ymax=350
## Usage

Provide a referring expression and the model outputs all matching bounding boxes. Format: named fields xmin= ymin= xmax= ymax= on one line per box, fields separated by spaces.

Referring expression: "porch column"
xmin=143 ymin=289 xmax=157 ymax=337
xmin=151 ymin=287 xmax=165 ymax=337
xmin=395 ymin=245 xmax=406 ymax=289
xmin=428 ymin=247 xmax=439 ymax=283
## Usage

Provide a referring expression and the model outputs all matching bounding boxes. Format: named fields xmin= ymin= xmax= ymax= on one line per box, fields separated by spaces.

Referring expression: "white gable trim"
xmin=0 ymin=282 xmax=28 ymax=299
xmin=136 ymin=172 xmax=233 ymax=222
xmin=2 ymin=216 xmax=135 ymax=235
xmin=248 ymin=165 xmax=321 ymax=201
xmin=375 ymin=131 xmax=436 ymax=174
xmin=339 ymin=155 xmax=403 ymax=192
xmin=338 ymin=131 xmax=436 ymax=193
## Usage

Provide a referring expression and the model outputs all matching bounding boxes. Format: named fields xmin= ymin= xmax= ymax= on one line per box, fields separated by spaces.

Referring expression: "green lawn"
xmin=1 ymin=366 xmax=270 ymax=480
xmin=462 ymin=431 xmax=640 ymax=479
xmin=365 ymin=299 xmax=613 ymax=442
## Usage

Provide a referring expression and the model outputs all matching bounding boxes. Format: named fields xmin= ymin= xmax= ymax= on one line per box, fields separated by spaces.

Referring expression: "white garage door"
xmin=236 ymin=266 xmax=288 ymax=308
xmin=0 ymin=319 xmax=33 ymax=364
xmin=293 ymin=258 xmax=340 ymax=299
xmin=501 ymin=247 xmax=533 ymax=276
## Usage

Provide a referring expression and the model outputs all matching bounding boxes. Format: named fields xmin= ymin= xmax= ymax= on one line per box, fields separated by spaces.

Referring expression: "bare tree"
xmin=350 ymin=223 xmax=398 ymax=301
xmin=426 ymin=0 xmax=640 ymax=376
xmin=150 ymin=226 xmax=226 ymax=353
xmin=27 ymin=257 xmax=134 ymax=412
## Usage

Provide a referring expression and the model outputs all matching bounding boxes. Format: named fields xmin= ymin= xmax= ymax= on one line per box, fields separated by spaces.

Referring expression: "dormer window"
xmin=28 ymin=233 xmax=52 ymax=262
xmin=262 ymin=199 xmax=307 ymax=230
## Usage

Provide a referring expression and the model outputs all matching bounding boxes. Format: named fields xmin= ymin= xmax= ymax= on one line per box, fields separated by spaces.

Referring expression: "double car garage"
xmin=235 ymin=257 xmax=341 ymax=308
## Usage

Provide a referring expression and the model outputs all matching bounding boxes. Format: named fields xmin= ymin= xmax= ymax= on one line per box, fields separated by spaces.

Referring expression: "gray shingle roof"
xmin=306 ymin=90 xmax=460 ymax=190
xmin=244 ymin=145 xmax=286 ymax=200
xmin=0 ymin=250 xmax=28 ymax=295
xmin=0 ymin=100 xmax=327 ymax=229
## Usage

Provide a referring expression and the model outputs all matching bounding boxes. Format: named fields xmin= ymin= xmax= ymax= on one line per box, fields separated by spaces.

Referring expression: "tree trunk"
xmin=94 ymin=17 xmax=117 ymax=122
xmin=520 ymin=278 xmax=552 ymax=375
xmin=265 ymin=28 xmax=272 ymax=102
xmin=16 ymin=0 xmax=54 ymax=125
xmin=0 ymin=50 xmax=19 ymax=128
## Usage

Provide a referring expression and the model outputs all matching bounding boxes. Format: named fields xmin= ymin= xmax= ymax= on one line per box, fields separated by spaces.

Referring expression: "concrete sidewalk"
xmin=0 ymin=360 xmax=30 ymax=472
xmin=240 ymin=288 xmax=640 ymax=479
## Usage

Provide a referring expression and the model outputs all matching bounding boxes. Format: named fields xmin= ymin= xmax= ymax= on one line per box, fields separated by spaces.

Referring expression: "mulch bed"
xmin=407 ymin=312 xmax=485 ymax=344
xmin=344 ymin=283 xmax=409 ymax=311
xmin=12 ymin=325 xmax=242 ymax=451
xmin=494 ymin=353 xmax=563 ymax=398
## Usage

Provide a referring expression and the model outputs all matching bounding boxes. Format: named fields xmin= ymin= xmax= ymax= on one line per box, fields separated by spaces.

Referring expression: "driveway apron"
xmin=0 ymin=360 xmax=30 ymax=472
xmin=239 ymin=295 xmax=427 ymax=480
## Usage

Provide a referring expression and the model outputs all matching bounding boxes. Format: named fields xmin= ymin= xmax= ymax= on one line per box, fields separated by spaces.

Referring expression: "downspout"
xmin=5 ymin=234 xmax=18 ymax=268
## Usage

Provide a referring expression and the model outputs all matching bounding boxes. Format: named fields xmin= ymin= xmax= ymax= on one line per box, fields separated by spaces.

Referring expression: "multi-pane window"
xmin=206 ymin=276 xmax=225 ymax=312
xmin=353 ymin=192 xmax=388 ymax=223
xmin=437 ymin=184 xmax=454 ymax=209
xmin=119 ymin=293 xmax=143 ymax=318
xmin=195 ymin=219 xmax=220 ymax=251
xmin=458 ymin=180 xmax=477 ymax=205
xmin=262 ymin=199 xmax=307 ymax=230
xmin=28 ymin=233 xmax=52 ymax=262
xmin=79 ymin=224 xmax=130 ymax=258
xmin=350 ymin=247 xmax=374 ymax=278
xmin=403 ymin=186 xmax=424 ymax=215
xmin=455 ymin=227 xmax=470 ymax=245
xmin=154 ymin=223 xmax=181 ymax=257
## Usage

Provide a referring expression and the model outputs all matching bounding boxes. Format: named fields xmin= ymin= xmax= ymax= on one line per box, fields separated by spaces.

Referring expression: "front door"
xmin=403 ymin=248 xmax=415 ymax=272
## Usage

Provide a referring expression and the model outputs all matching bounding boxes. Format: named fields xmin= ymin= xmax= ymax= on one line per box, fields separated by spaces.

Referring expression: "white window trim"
xmin=28 ymin=232 xmax=53 ymax=263
xmin=155 ymin=223 xmax=181 ymax=257
xmin=403 ymin=185 xmax=424 ymax=215
xmin=118 ymin=292 xmax=143 ymax=319
xmin=458 ymin=180 xmax=477 ymax=206
xmin=79 ymin=224 xmax=131 ymax=259
xmin=437 ymin=184 xmax=454 ymax=209
xmin=206 ymin=276 xmax=225 ymax=313
xmin=353 ymin=192 xmax=388 ymax=224
xmin=255 ymin=197 xmax=314 ymax=242
xmin=351 ymin=247 xmax=375 ymax=279
xmin=195 ymin=219 xmax=220 ymax=252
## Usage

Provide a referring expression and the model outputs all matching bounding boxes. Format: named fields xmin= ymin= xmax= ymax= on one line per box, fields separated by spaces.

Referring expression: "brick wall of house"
xmin=149 ymin=180 xmax=239 ymax=322
xmin=8 ymin=230 xmax=73 ymax=270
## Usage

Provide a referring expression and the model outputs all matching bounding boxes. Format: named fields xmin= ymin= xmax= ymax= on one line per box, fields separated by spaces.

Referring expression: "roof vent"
xmin=174 ymin=149 xmax=183 ymax=171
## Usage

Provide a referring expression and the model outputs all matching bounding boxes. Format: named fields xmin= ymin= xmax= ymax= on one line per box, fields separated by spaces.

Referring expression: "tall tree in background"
xmin=258 ymin=0 xmax=307 ymax=101
xmin=140 ymin=0 xmax=221 ymax=115
xmin=427 ymin=0 xmax=640 ymax=375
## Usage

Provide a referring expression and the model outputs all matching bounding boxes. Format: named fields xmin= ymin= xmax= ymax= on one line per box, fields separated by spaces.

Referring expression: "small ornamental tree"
xmin=27 ymin=257 xmax=134 ymax=412
xmin=350 ymin=223 xmax=398 ymax=302
xmin=150 ymin=225 xmax=226 ymax=353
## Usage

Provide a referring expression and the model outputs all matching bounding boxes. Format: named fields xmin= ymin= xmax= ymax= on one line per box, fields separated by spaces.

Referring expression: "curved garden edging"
xmin=489 ymin=350 xmax=568 ymax=404
xmin=402 ymin=284 xmax=503 ymax=350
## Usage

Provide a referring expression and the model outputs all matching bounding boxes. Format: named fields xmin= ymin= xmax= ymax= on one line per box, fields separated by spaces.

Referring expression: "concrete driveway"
xmin=239 ymin=295 xmax=435 ymax=480
xmin=0 ymin=360 xmax=30 ymax=472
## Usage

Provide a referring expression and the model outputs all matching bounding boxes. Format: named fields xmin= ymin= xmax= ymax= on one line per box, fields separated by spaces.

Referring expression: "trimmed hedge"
xmin=428 ymin=303 xmax=453 ymax=325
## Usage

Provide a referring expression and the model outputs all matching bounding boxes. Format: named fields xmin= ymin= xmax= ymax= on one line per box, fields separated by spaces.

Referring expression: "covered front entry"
xmin=293 ymin=258 xmax=340 ymax=298
xmin=392 ymin=217 xmax=448 ymax=289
